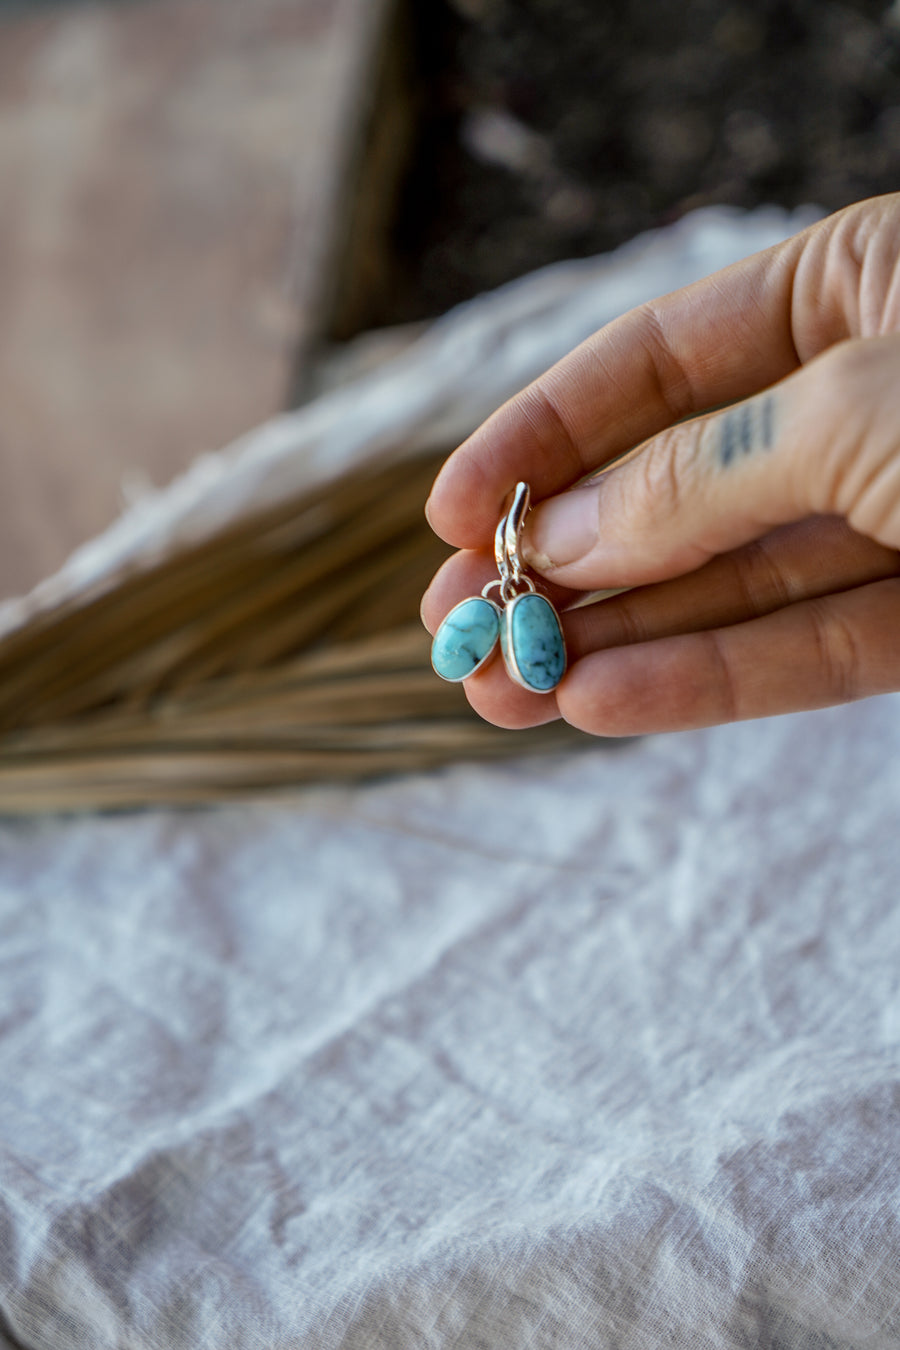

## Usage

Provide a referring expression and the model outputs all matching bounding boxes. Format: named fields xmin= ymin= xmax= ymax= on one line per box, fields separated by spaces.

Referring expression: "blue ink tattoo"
xmin=718 ymin=394 xmax=776 ymax=468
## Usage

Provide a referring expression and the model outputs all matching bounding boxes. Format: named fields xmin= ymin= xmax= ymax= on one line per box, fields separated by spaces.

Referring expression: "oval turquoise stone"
xmin=431 ymin=596 xmax=500 ymax=682
xmin=502 ymin=592 xmax=566 ymax=692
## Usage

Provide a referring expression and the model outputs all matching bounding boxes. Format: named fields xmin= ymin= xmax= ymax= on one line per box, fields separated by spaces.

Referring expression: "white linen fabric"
xmin=1 ymin=696 xmax=899 ymax=1348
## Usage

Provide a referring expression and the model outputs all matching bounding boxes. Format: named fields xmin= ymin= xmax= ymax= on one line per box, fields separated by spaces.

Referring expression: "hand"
xmin=421 ymin=194 xmax=900 ymax=736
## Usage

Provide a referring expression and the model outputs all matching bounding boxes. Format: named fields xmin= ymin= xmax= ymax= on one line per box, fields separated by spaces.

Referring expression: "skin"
xmin=421 ymin=193 xmax=900 ymax=736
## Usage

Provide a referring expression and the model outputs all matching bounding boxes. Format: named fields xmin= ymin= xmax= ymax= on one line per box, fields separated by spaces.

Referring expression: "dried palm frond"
xmin=0 ymin=449 xmax=583 ymax=813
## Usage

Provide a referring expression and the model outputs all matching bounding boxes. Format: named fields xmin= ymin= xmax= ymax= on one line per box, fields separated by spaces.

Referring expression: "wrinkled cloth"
xmin=0 ymin=697 xmax=899 ymax=1348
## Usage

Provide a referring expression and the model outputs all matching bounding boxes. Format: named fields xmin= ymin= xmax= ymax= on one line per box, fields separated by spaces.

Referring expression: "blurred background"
xmin=1 ymin=0 xmax=899 ymax=600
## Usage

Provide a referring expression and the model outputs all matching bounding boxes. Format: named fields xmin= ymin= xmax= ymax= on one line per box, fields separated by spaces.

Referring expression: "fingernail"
xmin=523 ymin=488 xmax=599 ymax=572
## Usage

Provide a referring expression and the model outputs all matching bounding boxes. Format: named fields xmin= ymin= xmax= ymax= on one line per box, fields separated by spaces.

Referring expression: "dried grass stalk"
xmin=0 ymin=450 xmax=584 ymax=813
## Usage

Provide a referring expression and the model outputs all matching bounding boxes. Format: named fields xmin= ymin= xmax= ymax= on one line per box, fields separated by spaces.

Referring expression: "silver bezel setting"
xmin=431 ymin=595 xmax=502 ymax=683
xmin=501 ymin=592 xmax=567 ymax=694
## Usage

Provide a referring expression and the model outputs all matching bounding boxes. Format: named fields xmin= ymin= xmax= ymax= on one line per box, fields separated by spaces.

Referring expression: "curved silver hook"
xmin=503 ymin=482 xmax=530 ymax=582
xmin=494 ymin=515 xmax=511 ymax=583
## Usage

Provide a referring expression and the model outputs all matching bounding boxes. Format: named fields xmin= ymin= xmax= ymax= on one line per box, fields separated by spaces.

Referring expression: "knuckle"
xmin=806 ymin=338 xmax=900 ymax=532
xmin=808 ymin=336 xmax=897 ymax=429
xmin=521 ymin=382 xmax=588 ymax=484
xmin=806 ymin=598 xmax=861 ymax=704
xmin=629 ymin=427 xmax=695 ymax=524
xmin=609 ymin=598 xmax=649 ymax=647
xmin=701 ymin=629 xmax=741 ymax=723
xmin=637 ymin=302 xmax=699 ymax=422
xmin=732 ymin=536 xmax=792 ymax=613
xmin=820 ymin=335 xmax=887 ymax=386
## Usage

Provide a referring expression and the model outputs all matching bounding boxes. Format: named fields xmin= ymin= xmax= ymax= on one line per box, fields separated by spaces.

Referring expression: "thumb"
xmin=521 ymin=335 xmax=900 ymax=591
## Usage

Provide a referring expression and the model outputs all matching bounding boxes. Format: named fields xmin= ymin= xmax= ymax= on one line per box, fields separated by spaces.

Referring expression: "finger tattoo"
xmin=716 ymin=393 xmax=777 ymax=468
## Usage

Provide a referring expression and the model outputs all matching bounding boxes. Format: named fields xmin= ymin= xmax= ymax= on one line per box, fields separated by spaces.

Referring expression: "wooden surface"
xmin=0 ymin=0 xmax=388 ymax=600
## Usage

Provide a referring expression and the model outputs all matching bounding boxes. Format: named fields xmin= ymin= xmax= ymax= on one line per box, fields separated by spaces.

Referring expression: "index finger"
xmin=425 ymin=221 xmax=813 ymax=550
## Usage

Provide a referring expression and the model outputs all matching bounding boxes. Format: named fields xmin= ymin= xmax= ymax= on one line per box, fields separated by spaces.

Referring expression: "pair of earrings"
xmin=431 ymin=482 xmax=567 ymax=693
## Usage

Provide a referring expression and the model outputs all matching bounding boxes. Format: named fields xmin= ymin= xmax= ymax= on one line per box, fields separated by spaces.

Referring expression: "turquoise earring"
xmin=431 ymin=482 xmax=566 ymax=693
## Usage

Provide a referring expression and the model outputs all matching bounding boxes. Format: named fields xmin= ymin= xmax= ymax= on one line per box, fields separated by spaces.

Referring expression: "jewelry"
xmin=431 ymin=482 xmax=567 ymax=692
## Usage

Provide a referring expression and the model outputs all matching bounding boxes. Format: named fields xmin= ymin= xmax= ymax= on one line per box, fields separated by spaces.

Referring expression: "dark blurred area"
xmin=380 ymin=0 xmax=900 ymax=321
xmin=2 ymin=0 xmax=900 ymax=600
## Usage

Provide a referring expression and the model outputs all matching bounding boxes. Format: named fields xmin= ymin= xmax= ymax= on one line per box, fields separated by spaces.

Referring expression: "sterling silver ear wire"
xmin=431 ymin=483 xmax=567 ymax=692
